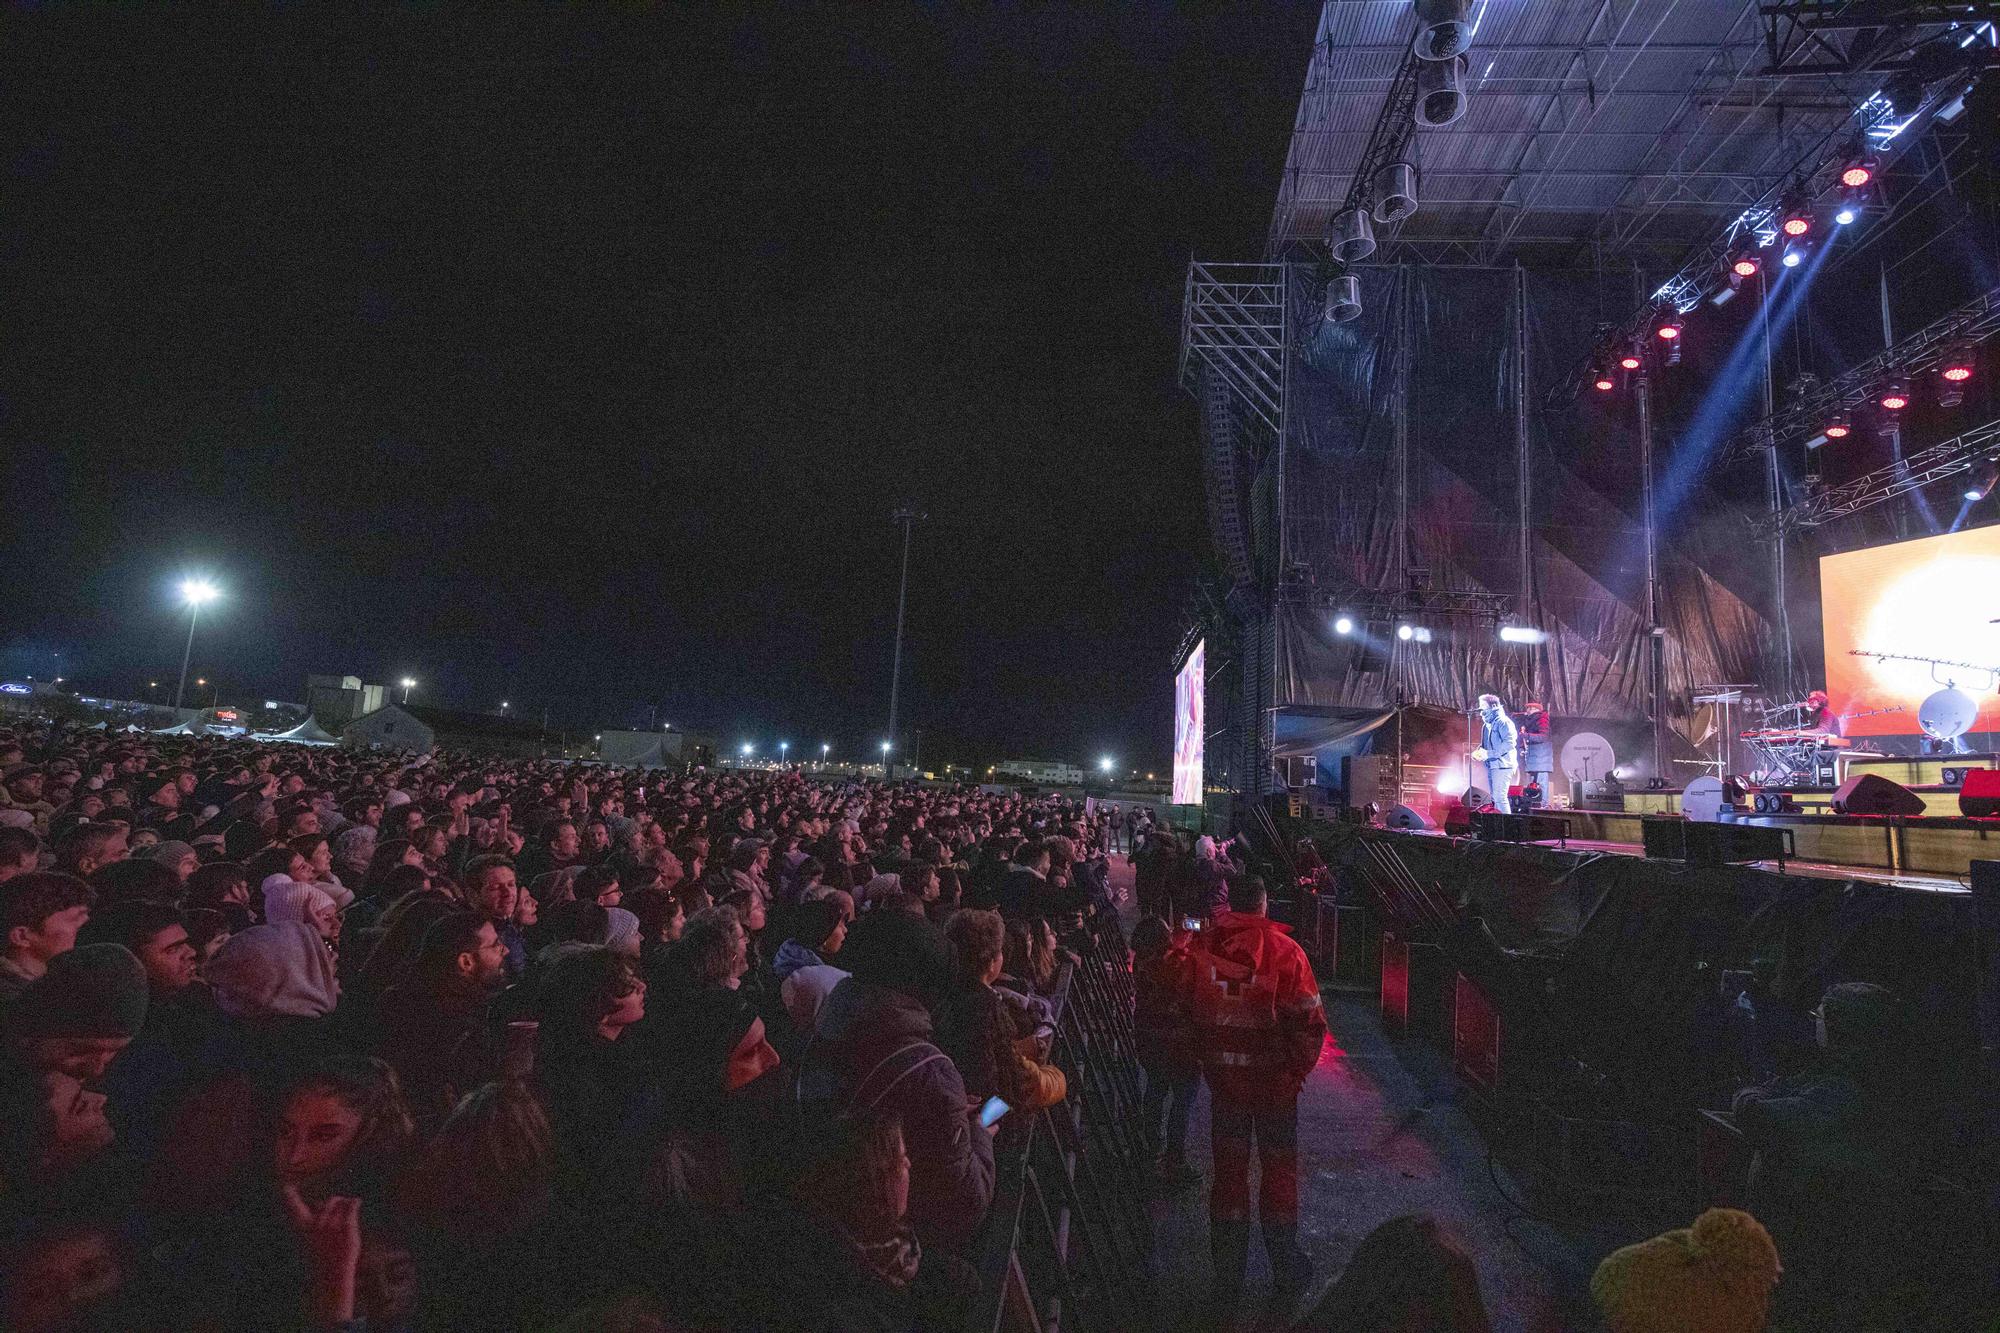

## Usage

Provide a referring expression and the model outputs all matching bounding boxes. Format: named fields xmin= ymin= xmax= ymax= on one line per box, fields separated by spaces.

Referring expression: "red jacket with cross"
xmin=1178 ymin=910 xmax=1326 ymax=1108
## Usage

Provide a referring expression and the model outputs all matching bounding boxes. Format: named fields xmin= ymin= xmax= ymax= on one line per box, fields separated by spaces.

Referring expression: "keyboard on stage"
xmin=1739 ymin=729 xmax=1852 ymax=748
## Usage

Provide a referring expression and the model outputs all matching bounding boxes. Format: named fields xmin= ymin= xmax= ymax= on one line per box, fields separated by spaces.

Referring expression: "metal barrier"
xmin=966 ymin=915 xmax=1157 ymax=1333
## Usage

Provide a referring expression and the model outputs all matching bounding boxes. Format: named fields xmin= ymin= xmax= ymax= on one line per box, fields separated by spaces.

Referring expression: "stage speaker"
xmin=1830 ymin=772 xmax=1926 ymax=817
xmin=1462 ymin=786 xmax=1491 ymax=813
xmin=1960 ymin=770 xmax=2000 ymax=817
xmin=1385 ymin=803 xmax=1435 ymax=831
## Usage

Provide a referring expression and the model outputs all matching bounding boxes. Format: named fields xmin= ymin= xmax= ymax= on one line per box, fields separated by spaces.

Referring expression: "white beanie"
xmin=262 ymin=875 xmax=334 ymax=927
xmin=604 ymin=907 xmax=642 ymax=956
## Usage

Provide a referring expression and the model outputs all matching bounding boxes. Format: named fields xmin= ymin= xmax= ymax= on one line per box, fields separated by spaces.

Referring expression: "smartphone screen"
xmin=979 ymin=1095 xmax=1010 ymax=1128
xmin=1182 ymin=916 xmax=1202 ymax=932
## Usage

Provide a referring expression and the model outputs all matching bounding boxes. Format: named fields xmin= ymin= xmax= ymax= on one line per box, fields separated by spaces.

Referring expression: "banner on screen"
xmin=1822 ymin=526 xmax=2000 ymax=738
xmin=1173 ymin=639 xmax=1205 ymax=805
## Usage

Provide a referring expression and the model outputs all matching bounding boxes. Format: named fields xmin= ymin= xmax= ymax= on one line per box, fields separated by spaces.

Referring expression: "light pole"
xmin=821 ymin=742 xmax=831 ymax=769
xmin=779 ymin=741 xmax=790 ymax=766
xmin=886 ymin=505 xmax=926 ymax=779
xmin=400 ymin=677 xmax=417 ymax=704
xmin=174 ymin=580 xmax=219 ymax=710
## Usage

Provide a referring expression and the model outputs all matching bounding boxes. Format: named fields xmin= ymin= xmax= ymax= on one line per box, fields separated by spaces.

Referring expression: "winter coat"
xmin=940 ymin=982 xmax=1065 ymax=1112
xmin=1177 ymin=911 xmax=1325 ymax=1108
xmin=800 ymin=978 xmax=995 ymax=1249
xmin=1134 ymin=945 xmax=1198 ymax=1075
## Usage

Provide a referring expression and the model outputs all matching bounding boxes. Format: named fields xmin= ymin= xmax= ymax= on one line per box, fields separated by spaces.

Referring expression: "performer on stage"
xmin=1800 ymin=690 xmax=1842 ymax=738
xmin=1472 ymin=693 xmax=1519 ymax=814
xmin=1517 ymin=700 xmax=1553 ymax=799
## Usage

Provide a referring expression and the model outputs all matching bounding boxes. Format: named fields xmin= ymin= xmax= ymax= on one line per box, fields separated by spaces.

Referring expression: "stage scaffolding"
xmin=1184 ymin=0 xmax=1994 ymax=801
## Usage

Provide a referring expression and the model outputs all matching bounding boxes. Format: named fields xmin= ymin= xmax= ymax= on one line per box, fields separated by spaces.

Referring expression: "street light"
xmin=500 ymin=701 xmax=510 ymax=711
xmin=400 ymin=677 xmax=417 ymax=703
xmin=174 ymin=579 xmax=220 ymax=710
xmin=779 ymin=741 xmax=790 ymax=764
xmin=1099 ymin=756 xmax=1115 ymax=774
xmin=741 ymin=743 xmax=754 ymax=761
xmin=821 ymin=742 xmax=831 ymax=765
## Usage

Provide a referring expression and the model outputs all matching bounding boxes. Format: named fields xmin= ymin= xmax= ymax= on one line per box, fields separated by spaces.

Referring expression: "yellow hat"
xmin=1591 ymin=1208 xmax=1779 ymax=1333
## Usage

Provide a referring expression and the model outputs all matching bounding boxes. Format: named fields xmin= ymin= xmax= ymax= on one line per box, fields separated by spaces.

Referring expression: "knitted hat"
xmin=142 ymin=840 xmax=196 ymax=869
xmin=206 ymin=922 xmax=339 ymax=1019
xmin=1592 ymin=1209 xmax=1779 ymax=1333
xmin=7 ymin=943 xmax=150 ymax=1041
xmin=603 ymin=907 xmax=642 ymax=956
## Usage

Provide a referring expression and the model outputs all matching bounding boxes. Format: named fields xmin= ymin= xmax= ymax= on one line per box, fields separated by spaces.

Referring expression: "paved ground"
xmin=1104 ymin=855 xmax=1615 ymax=1331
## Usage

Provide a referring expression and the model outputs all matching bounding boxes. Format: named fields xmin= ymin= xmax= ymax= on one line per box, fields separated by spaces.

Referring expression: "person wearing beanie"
xmin=139 ymin=840 xmax=200 ymax=884
xmin=602 ymin=906 xmax=642 ymax=958
xmin=1591 ymin=1208 xmax=1779 ymax=1333
xmin=4 ymin=942 xmax=150 ymax=1083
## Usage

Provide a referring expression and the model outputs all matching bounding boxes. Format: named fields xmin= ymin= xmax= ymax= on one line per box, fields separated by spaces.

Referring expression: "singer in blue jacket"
xmin=1474 ymin=694 xmax=1519 ymax=813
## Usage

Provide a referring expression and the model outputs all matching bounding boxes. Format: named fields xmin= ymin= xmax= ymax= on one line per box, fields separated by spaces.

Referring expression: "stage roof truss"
xmin=1266 ymin=1 xmax=1945 ymax=268
xmin=1723 ymin=281 xmax=2000 ymax=463
xmin=1775 ymin=411 xmax=2000 ymax=531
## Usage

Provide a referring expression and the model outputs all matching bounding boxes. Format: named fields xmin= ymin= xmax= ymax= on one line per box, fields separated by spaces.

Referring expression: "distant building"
xmin=343 ymin=703 xmax=557 ymax=758
xmin=308 ymin=675 xmax=387 ymax=731
xmin=596 ymin=729 xmax=688 ymax=768
xmin=993 ymin=758 xmax=1085 ymax=786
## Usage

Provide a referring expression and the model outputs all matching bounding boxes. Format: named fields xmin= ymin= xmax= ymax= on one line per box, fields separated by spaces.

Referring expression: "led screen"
xmin=1821 ymin=526 xmax=2000 ymax=738
xmin=1172 ymin=639 xmax=1205 ymax=805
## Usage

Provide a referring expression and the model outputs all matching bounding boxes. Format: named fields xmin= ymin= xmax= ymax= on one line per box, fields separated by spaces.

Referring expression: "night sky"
xmin=5 ymin=5 xmax=1311 ymax=768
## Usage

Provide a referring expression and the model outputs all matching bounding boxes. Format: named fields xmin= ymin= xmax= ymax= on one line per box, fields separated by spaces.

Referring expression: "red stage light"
xmin=1781 ymin=215 xmax=1811 ymax=237
xmin=1940 ymin=343 xmax=1975 ymax=383
xmin=1824 ymin=420 xmax=1851 ymax=440
xmin=1618 ymin=350 xmax=1643 ymax=370
xmin=1731 ymin=256 xmax=1761 ymax=278
xmin=1840 ymin=163 xmax=1874 ymax=189
xmin=1593 ymin=374 xmax=1615 ymax=392
xmin=1656 ymin=320 xmax=1682 ymax=341
xmin=1943 ymin=365 xmax=1973 ymax=383
xmin=1880 ymin=381 xmax=1910 ymax=411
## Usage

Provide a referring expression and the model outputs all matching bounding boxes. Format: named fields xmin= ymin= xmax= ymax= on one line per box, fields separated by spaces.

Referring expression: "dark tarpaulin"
xmin=1275 ymin=264 xmax=1781 ymax=744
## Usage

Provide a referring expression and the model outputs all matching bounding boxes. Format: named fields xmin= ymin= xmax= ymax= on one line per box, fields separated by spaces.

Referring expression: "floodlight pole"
xmin=174 ymin=603 xmax=201 ymax=711
xmin=886 ymin=505 xmax=926 ymax=779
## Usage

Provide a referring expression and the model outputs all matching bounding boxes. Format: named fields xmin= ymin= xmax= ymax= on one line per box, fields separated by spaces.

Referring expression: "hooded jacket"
xmin=1178 ymin=911 xmax=1325 ymax=1107
xmin=802 ymin=977 xmax=995 ymax=1249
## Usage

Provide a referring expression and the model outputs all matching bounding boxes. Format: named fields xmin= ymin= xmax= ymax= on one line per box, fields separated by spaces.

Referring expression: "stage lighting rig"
xmin=1966 ymin=461 xmax=1999 ymax=504
xmin=1778 ymin=189 xmax=1813 ymax=237
xmin=1879 ymin=378 xmax=1911 ymax=412
xmin=1591 ymin=364 xmax=1615 ymax=392
xmin=1729 ymin=251 xmax=1761 ymax=280
xmin=1838 ymin=157 xmax=1876 ymax=190
xmin=1654 ymin=315 xmax=1682 ymax=343
xmin=1824 ymin=412 xmax=1851 ymax=441
xmin=1618 ymin=343 xmax=1643 ymax=372
xmin=1939 ymin=341 xmax=1976 ymax=385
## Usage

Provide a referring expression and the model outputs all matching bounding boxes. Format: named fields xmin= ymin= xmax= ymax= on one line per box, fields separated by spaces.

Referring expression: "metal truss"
xmin=1774 ymin=413 xmax=2000 ymax=531
xmin=1283 ymin=578 xmax=1514 ymax=624
xmin=1334 ymin=51 xmax=1422 ymax=244
xmin=1760 ymin=2 xmax=2000 ymax=76
xmin=1180 ymin=261 xmax=1287 ymax=436
xmin=1722 ymin=282 xmax=2000 ymax=464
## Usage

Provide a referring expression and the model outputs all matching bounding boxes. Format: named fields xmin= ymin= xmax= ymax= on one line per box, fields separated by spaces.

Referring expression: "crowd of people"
xmin=4 ymin=718 xmax=1975 ymax=1332
xmin=0 ymin=722 xmax=1127 ymax=1332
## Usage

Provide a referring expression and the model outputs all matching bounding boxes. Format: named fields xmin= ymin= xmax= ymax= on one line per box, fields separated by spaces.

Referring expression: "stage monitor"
xmin=1822 ymin=527 xmax=2000 ymax=739
xmin=1172 ymin=638 xmax=1205 ymax=805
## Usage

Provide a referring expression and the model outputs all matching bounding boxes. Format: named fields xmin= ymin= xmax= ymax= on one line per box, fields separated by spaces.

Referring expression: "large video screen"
xmin=1172 ymin=638 xmax=1205 ymax=805
xmin=1822 ymin=526 xmax=2000 ymax=738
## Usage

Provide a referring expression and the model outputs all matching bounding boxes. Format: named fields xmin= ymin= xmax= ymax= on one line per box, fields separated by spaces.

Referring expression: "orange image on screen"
xmin=1820 ymin=526 xmax=2000 ymax=738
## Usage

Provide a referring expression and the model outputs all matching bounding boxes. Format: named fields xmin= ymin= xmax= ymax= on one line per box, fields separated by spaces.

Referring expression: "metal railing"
xmin=966 ymin=916 xmax=1156 ymax=1333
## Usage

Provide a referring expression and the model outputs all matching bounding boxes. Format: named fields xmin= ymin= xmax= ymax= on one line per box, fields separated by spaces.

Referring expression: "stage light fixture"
xmin=1654 ymin=316 xmax=1682 ymax=342
xmin=1781 ymin=243 xmax=1806 ymax=269
xmin=1396 ymin=623 xmax=1414 ymax=642
xmin=1966 ymin=461 xmax=2000 ymax=503
xmin=1840 ymin=158 xmax=1876 ymax=189
xmin=1824 ymin=412 xmax=1851 ymax=440
xmin=1730 ymin=253 xmax=1761 ymax=279
xmin=1591 ymin=362 xmax=1615 ymax=392
xmin=1324 ymin=273 xmax=1362 ymax=324
xmin=1618 ymin=344 xmax=1643 ymax=371
xmin=1835 ymin=201 xmax=1858 ymax=226
xmin=1412 ymin=0 xmax=1474 ymax=62
xmin=1939 ymin=341 xmax=1975 ymax=384
xmin=1333 ymin=614 xmax=1355 ymax=635
xmin=1498 ymin=624 xmax=1546 ymax=645
xmin=1779 ymin=193 xmax=1812 ymax=236
xmin=1879 ymin=378 xmax=1910 ymax=411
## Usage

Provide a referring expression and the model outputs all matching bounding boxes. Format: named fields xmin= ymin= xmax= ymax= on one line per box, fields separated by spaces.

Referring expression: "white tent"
xmin=258 ymin=717 xmax=341 ymax=747
xmin=151 ymin=717 xmax=208 ymax=736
